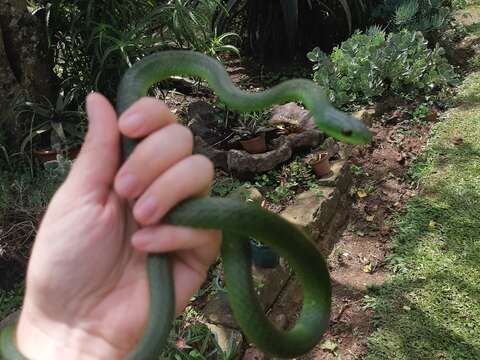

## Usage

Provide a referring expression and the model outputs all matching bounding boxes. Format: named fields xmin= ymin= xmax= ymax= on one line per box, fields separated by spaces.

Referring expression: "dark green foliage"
xmin=252 ymin=159 xmax=324 ymax=204
xmin=0 ymin=283 xmax=24 ymax=319
xmin=161 ymin=309 xmax=239 ymax=359
xmin=308 ymin=28 xmax=456 ymax=107
xmin=10 ymin=0 xmax=238 ymax=157
xmin=32 ymin=0 xmax=237 ymax=100
xmin=373 ymin=0 xmax=455 ymax=34
xmin=214 ymin=0 xmax=376 ymax=65
xmin=210 ymin=176 xmax=243 ymax=197
xmin=14 ymin=88 xmax=86 ymax=153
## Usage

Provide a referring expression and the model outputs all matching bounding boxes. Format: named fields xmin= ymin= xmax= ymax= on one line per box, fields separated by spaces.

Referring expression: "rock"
xmin=203 ymin=264 xmax=292 ymax=328
xmin=243 ymin=348 xmax=266 ymax=360
xmin=271 ymin=130 xmax=323 ymax=149
xmin=227 ymin=141 xmax=292 ymax=175
xmin=352 ymin=108 xmax=375 ymax=128
xmin=252 ymin=264 xmax=291 ymax=310
xmin=271 ymin=102 xmax=309 ymax=128
xmin=203 ymin=294 xmax=237 ymax=328
xmin=322 ymin=137 xmax=340 ymax=159
xmin=281 ymin=189 xmax=336 ymax=231
xmin=316 ymin=160 xmax=351 ymax=191
xmin=194 ymin=136 xmax=228 ymax=170
xmin=286 ymin=130 xmax=324 ymax=149
xmin=196 ymin=130 xmax=324 ymax=175
xmin=188 ymin=101 xmax=217 ymax=140
xmin=281 ymin=177 xmax=352 ymax=254
xmin=0 ymin=310 xmax=20 ymax=332
xmin=299 ymin=113 xmax=316 ymax=130
xmin=445 ymin=35 xmax=478 ymax=67
xmin=205 ymin=323 xmax=243 ymax=354
xmin=229 ymin=184 xmax=263 ymax=204
xmin=227 ymin=130 xmax=324 ymax=175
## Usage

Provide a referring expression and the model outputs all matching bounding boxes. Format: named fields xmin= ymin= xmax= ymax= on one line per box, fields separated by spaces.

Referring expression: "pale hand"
xmin=16 ymin=94 xmax=221 ymax=359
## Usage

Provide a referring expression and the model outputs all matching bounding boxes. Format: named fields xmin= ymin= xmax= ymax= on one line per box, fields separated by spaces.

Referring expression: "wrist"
xmin=16 ymin=307 xmax=124 ymax=360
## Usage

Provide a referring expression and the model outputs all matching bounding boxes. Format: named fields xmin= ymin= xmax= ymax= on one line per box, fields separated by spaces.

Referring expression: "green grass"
xmin=363 ymin=73 xmax=480 ymax=359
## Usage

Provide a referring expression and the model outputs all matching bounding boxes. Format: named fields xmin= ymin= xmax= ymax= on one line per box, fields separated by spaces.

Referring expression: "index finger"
xmin=118 ymin=97 xmax=177 ymax=138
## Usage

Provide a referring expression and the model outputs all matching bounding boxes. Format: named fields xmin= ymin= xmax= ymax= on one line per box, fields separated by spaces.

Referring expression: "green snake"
xmin=0 ymin=51 xmax=371 ymax=359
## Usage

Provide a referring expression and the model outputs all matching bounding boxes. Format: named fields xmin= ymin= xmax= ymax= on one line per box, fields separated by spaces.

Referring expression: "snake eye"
xmin=342 ymin=129 xmax=353 ymax=137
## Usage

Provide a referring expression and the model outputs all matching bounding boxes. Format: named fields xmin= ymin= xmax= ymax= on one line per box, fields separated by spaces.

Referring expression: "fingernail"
xmin=134 ymin=196 xmax=157 ymax=223
xmin=116 ymin=173 xmax=138 ymax=196
xmin=121 ymin=113 xmax=143 ymax=133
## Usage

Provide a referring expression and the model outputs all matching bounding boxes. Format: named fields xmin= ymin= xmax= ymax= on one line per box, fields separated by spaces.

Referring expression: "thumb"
xmin=63 ymin=92 xmax=120 ymax=200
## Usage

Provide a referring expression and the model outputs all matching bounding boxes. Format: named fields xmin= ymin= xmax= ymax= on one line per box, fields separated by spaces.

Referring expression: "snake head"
xmin=321 ymin=106 xmax=373 ymax=145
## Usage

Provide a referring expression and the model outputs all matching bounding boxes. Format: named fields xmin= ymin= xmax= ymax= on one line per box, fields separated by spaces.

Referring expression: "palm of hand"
xmin=25 ymin=185 xmax=218 ymax=354
xmin=18 ymin=94 xmax=219 ymax=358
xmin=24 ymin=188 xmax=148 ymax=353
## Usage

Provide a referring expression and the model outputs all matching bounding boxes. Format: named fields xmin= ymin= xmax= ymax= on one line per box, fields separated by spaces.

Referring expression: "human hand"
xmin=16 ymin=93 xmax=221 ymax=359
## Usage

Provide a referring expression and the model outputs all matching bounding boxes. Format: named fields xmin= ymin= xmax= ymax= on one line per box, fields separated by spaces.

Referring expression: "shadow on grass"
xmin=367 ymin=277 xmax=480 ymax=360
xmin=364 ymin=135 xmax=480 ymax=359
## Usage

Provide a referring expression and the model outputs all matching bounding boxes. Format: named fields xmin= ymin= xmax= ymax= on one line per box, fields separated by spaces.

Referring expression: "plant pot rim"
xmin=240 ymin=132 xmax=267 ymax=154
xmin=33 ymin=148 xmax=57 ymax=155
xmin=240 ymin=132 xmax=266 ymax=144
xmin=250 ymin=239 xmax=268 ymax=248
xmin=32 ymin=147 xmax=81 ymax=162
xmin=306 ymin=151 xmax=329 ymax=165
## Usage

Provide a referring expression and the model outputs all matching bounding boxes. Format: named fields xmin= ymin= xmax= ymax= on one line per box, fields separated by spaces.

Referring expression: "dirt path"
xmin=300 ymin=115 xmax=434 ymax=359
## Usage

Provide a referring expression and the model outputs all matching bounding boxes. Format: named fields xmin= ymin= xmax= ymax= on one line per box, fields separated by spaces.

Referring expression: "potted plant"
xmin=305 ymin=151 xmax=331 ymax=178
xmin=17 ymin=88 xmax=86 ymax=162
xmin=232 ymin=112 xmax=271 ymax=154
xmin=250 ymin=238 xmax=279 ymax=268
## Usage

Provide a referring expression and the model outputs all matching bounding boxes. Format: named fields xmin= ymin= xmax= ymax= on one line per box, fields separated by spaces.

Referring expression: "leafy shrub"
xmin=308 ymin=28 xmax=456 ymax=107
xmin=210 ymin=176 xmax=243 ymax=197
xmin=373 ymin=0 xmax=454 ymax=34
xmin=0 ymin=282 xmax=24 ymax=318
xmin=33 ymin=0 xmax=238 ymax=100
xmin=253 ymin=160 xmax=324 ymax=204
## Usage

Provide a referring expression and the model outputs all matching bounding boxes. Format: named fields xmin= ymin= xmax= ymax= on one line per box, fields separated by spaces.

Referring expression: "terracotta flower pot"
xmin=240 ymin=133 xmax=267 ymax=154
xmin=33 ymin=147 xmax=81 ymax=163
xmin=308 ymin=151 xmax=331 ymax=178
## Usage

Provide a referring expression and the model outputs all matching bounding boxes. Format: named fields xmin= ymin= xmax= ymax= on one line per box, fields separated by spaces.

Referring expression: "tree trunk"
xmin=0 ymin=0 xmax=54 ymax=149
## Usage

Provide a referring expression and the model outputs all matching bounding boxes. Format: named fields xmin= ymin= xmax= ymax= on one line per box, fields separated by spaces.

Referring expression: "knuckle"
xmin=137 ymin=96 xmax=157 ymax=107
xmin=192 ymin=154 xmax=214 ymax=174
xmin=169 ymin=124 xmax=194 ymax=148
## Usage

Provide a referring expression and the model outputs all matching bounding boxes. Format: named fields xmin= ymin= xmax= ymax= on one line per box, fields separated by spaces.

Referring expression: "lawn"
xmin=364 ymin=72 xmax=480 ymax=359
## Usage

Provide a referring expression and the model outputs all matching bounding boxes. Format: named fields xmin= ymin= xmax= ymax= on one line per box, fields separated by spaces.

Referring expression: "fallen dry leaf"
xmin=363 ymin=263 xmax=374 ymax=273
xmin=320 ymin=339 xmax=338 ymax=353
xmin=357 ymin=190 xmax=368 ymax=198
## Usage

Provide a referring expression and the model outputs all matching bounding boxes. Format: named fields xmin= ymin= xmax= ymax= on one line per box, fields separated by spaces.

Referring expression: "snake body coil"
xmin=119 ymin=51 xmax=370 ymax=359
xmin=0 ymin=51 xmax=370 ymax=359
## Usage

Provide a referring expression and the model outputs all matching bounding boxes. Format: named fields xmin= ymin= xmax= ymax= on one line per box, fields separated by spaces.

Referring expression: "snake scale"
xmin=0 ymin=51 xmax=371 ymax=359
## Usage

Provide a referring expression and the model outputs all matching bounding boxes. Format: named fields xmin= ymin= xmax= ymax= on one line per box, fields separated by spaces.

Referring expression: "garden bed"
xmin=2 ymin=2 xmax=480 ymax=359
